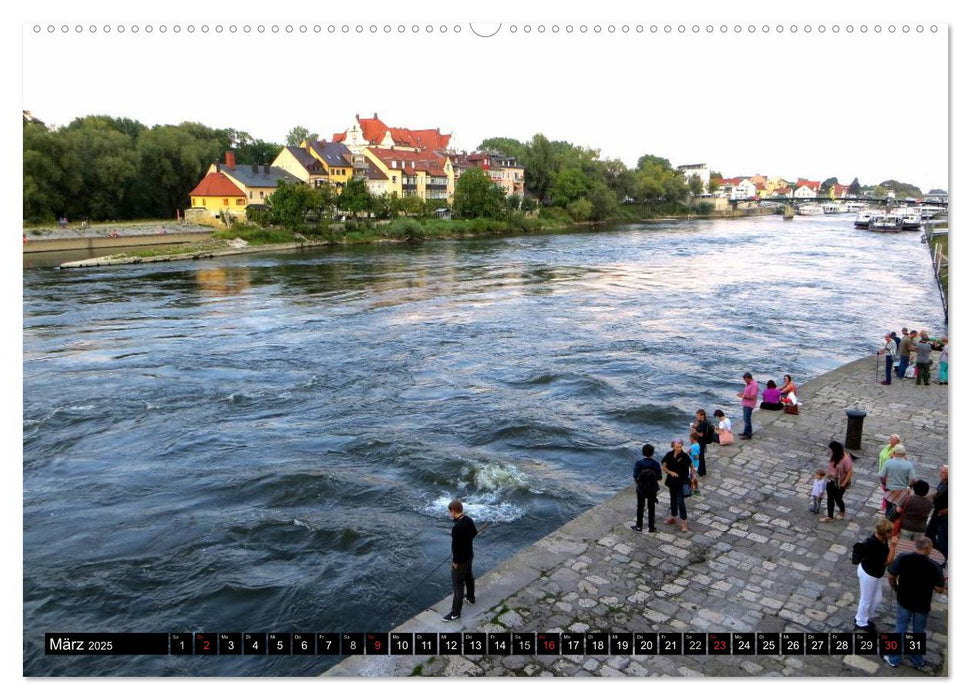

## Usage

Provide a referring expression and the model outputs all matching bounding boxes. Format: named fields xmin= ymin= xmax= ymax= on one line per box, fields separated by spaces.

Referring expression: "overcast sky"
xmin=20 ymin=2 xmax=949 ymax=192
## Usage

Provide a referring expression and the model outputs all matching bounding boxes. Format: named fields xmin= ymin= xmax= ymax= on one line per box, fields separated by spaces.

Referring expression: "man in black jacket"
xmin=443 ymin=499 xmax=478 ymax=621
xmin=631 ymin=443 xmax=662 ymax=533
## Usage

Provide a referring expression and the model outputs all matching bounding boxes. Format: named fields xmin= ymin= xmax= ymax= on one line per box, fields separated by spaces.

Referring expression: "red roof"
xmin=722 ymin=177 xmax=742 ymax=186
xmin=368 ymin=147 xmax=448 ymax=175
xmin=189 ymin=172 xmax=246 ymax=198
xmin=796 ymin=179 xmax=820 ymax=190
xmin=332 ymin=114 xmax=452 ymax=151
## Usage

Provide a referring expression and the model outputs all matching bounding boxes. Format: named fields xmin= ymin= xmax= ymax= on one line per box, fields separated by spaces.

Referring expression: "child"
xmin=809 ymin=468 xmax=826 ymax=513
xmin=713 ymin=409 xmax=734 ymax=445
xmin=688 ymin=433 xmax=701 ymax=494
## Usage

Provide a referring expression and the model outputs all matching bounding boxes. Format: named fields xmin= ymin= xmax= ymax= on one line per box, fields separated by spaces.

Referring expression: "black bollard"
xmin=845 ymin=409 xmax=867 ymax=451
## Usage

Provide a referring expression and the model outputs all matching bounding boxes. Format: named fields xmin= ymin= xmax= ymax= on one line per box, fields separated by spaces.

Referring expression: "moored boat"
xmin=868 ymin=213 xmax=903 ymax=232
xmin=796 ymin=203 xmax=823 ymax=215
xmin=854 ymin=209 xmax=879 ymax=228
xmin=822 ymin=202 xmax=848 ymax=214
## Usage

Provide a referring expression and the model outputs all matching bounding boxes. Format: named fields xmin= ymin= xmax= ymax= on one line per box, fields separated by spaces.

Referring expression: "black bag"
xmin=705 ymin=422 xmax=716 ymax=445
xmin=851 ymin=540 xmax=866 ymax=565
xmin=682 ymin=481 xmax=692 ymax=498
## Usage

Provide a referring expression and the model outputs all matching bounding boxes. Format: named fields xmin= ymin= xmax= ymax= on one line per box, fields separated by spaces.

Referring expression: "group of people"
xmin=629 ymin=371 xmax=801 ymax=534
xmin=878 ymin=327 xmax=948 ymax=386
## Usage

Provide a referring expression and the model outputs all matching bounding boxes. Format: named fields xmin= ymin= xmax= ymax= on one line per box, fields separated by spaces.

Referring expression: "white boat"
xmin=896 ymin=208 xmax=922 ymax=231
xmin=822 ymin=202 xmax=848 ymax=214
xmin=796 ymin=203 xmax=823 ymax=215
xmin=854 ymin=209 xmax=880 ymax=228
xmin=845 ymin=201 xmax=867 ymax=212
xmin=869 ymin=213 xmax=903 ymax=232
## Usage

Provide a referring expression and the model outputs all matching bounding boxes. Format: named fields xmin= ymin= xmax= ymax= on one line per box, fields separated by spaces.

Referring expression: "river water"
xmin=22 ymin=215 xmax=945 ymax=675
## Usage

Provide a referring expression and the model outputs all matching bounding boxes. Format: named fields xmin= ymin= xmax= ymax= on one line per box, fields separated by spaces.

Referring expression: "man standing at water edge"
xmin=442 ymin=499 xmax=477 ymax=621
xmin=737 ymin=372 xmax=759 ymax=440
xmin=897 ymin=330 xmax=916 ymax=379
xmin=914 ymin=332 xmax=933 ymax=386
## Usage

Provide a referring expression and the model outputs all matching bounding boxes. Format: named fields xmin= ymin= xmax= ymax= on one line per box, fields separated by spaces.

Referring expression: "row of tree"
xmin=23 ymin=112 xmax=926 ymax=225
xmin=23 ymin=114 xmax=282 ymax=223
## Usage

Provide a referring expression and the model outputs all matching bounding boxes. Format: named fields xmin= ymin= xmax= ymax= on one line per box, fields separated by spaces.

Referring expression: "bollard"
xmin=845 ymin=409 xmax=867 ymax=451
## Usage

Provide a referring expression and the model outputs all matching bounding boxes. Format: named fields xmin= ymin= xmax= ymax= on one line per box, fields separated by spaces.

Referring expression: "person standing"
xmin=736 ymin=372 xmax=759 ymax=440
xmin=924 ymin=465 xmax=947 ymax=562
xmin=820 ymin=440 xmax=854 ymax=523
xmin=661 ymin=439 xmax=692 ymax=533
xmin=936 ymin=338 xmax=948 ymax=384
xmin=692 ymin=409 xmax=712 ymax=476
xmin=878 ymin=434 xmax=903 ymax=512
xmin=442 ymin=500 xmax=478 ymax=621
xmin=878 ymin=333 xmax=896 ymax=385
xmin=879 ymin=444 xmax=916 ymax=516
xmin=896 ymin=330 xmax=915 ymax=379
xmin=914 ymin=332 xmax=933 ymax=386
xmin=883 ymin=536 xmax=946 ymax=670
xmin=631 ymin=444 xmax=662 ymax=533
xmin=854 ymin=518 xmax=898 ymax=631
xmin=897 ymin=481 xmax=934 ymax=540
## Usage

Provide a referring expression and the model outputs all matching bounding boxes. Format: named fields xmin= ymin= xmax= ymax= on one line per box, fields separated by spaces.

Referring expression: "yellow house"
xmin=303 ymin=140 xmax=355 ymax=192
xmin=271 ymin=146 xmax=330 ymax=188
xmin=188 ymin=171 xmax=248 ymax=221
xmin=206 ymin=151 xmax=302 ymax=207
xmin=365 ymin=147 xmax=453 ymax=202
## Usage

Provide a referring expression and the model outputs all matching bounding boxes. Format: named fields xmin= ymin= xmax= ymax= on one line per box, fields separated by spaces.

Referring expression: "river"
xmin=22 ymin=215 xmax=945 ymax=675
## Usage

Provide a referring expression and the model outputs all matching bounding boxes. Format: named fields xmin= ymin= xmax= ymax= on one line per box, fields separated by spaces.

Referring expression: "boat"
xmin=796 ymin=203 xmax=823 ymax=215
xmin=897 ymin=208 xmax=922 ymax=231
xmin=868 ymin=213 xmax=903 ymax=232
xmin=822 ymin=202 xmax=848 ymax=214
xmin=854 ymin=209 xmax=880 ymax=228
xmin=845 ymin=201 xmax=867 ymax=212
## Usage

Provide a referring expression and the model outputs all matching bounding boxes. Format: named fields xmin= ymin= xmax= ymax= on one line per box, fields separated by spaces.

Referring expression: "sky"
xmin=7 ymin=0 xmax=967 ymax=698
xmin=18 ymin=3 xmax=949 ymax=192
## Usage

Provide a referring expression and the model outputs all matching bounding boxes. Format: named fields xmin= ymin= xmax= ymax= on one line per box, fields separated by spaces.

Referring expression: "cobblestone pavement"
xmin=327 ymin=354 xmax=948 ymax=677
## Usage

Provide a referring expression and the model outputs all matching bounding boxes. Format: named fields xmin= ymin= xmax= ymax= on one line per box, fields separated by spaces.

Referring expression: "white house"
xmin=677 ymin=163 xmax=710 ymax=194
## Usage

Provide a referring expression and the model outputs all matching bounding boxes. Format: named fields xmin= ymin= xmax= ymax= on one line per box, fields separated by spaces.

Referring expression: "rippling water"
xmin=23 ymin=215 xmax=945 ymax=675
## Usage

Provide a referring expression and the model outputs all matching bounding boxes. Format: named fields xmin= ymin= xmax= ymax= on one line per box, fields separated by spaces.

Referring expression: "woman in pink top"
xmin=760 ymin=380 xmax=783 ymax=410
xmin=820 ymin=440 xmax=854 ymax=522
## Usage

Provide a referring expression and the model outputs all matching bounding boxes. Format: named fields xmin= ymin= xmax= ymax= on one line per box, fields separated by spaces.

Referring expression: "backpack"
xmin=851 ymin=539 xmax=867 ymax=565
xmin=705 ymin=422 xmax=716 ymax=445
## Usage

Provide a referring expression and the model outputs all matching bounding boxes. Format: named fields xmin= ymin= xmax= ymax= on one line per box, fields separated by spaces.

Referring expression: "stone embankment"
xmin=326 ymin=353 xmax=948 ymax=678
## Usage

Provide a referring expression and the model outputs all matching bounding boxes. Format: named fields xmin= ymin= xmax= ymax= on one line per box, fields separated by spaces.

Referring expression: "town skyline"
xmin=21 ymin=18 xmax=947 ymax=194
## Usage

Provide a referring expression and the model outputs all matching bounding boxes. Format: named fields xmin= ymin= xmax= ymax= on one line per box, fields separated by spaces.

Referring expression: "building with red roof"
xmin=333 ymin=113 xmax=452 ymax=153
xmin=188 ymin=171 xmax=248 ymax=220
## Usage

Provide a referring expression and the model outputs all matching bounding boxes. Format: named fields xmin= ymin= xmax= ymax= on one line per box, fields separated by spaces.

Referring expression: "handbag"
xmin=720 ymin=430 xmax=735 ymax=446
xmin=783 ymin=404 xmax=799 ymax=415
xmin=682 ymin=481 xmax=692 ymax=498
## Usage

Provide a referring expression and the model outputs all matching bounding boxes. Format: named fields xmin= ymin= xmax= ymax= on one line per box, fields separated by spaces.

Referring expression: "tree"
xmin=848 ymin=177 xmax=862 ymax=196
xmin=567 ymin=198 xmax=593 ymax=221
xmin=588 ymin=182 xmax=618 ymax=220
xmin=263 ymin=181 xmax=319 ymax=227
xmin=879 ymin=180 xmax=923 ymax=199
xmin=453 ymin=168 xmax=506 ymax=219
xmin=550 ymin=168 xmax=590 ymax=208
xmin=688 ymin=174 xmax=704 ymax=197
xmin=286 ymin=125 xmax=319 ymax=147
xmin=477 ymin=137 xmax=526 ymax=162
xmin=135 ymin=124 xmax=223 ymax=218
xmin=23 ymin=118 xmax=77 ymax=222
xmin=337 ymin=178 xmax=372 ymax=220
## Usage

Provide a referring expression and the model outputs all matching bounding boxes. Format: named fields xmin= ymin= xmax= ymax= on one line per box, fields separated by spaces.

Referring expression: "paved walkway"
xmin=326 ymin=354 xmax=948 ymax=677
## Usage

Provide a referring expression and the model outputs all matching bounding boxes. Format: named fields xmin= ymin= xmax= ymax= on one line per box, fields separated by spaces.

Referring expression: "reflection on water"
xmin=23 ymin=216 xmax=946 ymax=676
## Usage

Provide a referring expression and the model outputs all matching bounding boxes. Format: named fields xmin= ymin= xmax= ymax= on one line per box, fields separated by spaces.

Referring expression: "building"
xmin=333 ymin=113 xmax=452 ymax=154
xmin=794 ymin=180 xmax=820 ymax=198
xmin=364 ymin=147 xmax=454 ymax=201
xmin=187 ymin=171 xmax=248 ymax=222
xmin=303 ymin=140 xmax=356 ymax=191
xmin=452 ymin=152 xmax=525 ymax=198
xmin=677 ymin=163 xmax=710 ymax=194
xmin=271 ymin=146 xmax=329 ymax=188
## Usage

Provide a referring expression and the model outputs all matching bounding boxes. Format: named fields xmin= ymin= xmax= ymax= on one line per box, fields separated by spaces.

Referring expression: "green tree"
xmin=337 ymin=178 xmax=372 ymax=220
xmin=61 ymin=116 xmax=141 ymax=220
xmin=550 ymin=168 xmax=590 ymax=208
xmin=567 ymin=198 xmax=593 ymax=221
xmin=588 ymin=181 xmax=618 ymax=220
xmin=688 ymin=174 xmax=704 ymax=197
xmin=848 ymin=177 xmax=862 ymax=196
xmin=286 ymin=125 xmax=319 ymax=147
xmin=23 ymin=118 xmax=77 ymax=222
xmin=263 ymin=181 xmax=317 ymax=227
xmin=879 ymin=180 xmax=923 ymax=199
xmin=135 ymin=124 xmax=223 ymax=218
xmin=477 ymin=137 xmax=527 ymax=162
xmin=453 ymin=168 xmax=506 ymax=219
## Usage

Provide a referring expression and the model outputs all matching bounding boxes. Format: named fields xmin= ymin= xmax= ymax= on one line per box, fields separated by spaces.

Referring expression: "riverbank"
xmin=326 ymin=353 xmax=948 ymax=678
xmin=51 ymin=206 xmax=777 ymax=269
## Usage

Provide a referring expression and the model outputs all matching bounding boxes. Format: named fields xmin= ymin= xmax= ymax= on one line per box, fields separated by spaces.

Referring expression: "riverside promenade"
xmin=326 ymin=353 xmax=948 ymax=678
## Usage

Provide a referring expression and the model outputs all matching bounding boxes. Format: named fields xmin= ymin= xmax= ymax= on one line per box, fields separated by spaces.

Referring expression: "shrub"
xmin=385 ymin=217 xmax=426 ymax=240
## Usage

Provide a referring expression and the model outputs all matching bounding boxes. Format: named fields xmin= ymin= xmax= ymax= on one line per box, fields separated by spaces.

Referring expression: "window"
xmin=249 ymin=191 xmax=253 ymax=200
xmin=223 ymin=198 xmax=229 ymax=206
xmin=202 ymin=198 xmax=206 ymax=206
xmin=260 ymin=191 xmax=265 ymax=199
xmin=236 ymin=198 xmax=245 ymax=206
